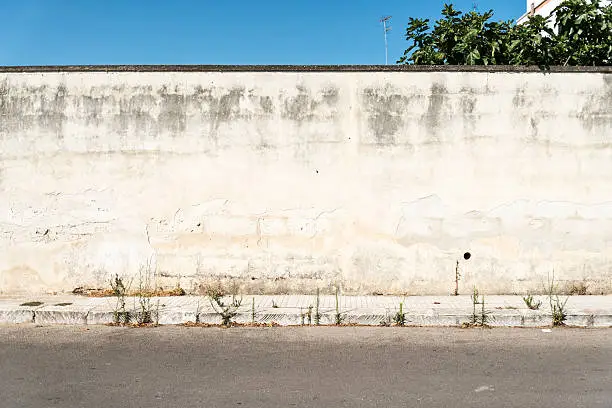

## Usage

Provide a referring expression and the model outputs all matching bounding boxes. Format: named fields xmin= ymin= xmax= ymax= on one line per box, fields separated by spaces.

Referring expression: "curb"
xmin=1 ymin=308 xmax=611 ymax=328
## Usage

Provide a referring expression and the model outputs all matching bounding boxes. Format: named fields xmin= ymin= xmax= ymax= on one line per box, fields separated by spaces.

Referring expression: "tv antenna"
xmin=380 ymin=16 xmax=392 ymax=65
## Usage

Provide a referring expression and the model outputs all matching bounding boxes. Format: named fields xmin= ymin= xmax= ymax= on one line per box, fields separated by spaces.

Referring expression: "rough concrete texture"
xmin=1 ymin=69 xmax=611 ymax=295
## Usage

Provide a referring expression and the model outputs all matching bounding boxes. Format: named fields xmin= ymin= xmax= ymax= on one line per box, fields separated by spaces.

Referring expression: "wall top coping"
xmin=0 ymin=65 xmax=611 ymax=73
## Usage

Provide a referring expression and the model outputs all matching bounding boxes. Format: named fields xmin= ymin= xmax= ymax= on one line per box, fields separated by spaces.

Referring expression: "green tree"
xmin=397 ymin=0 xmax=612 ymax=67
xmin=554 ymin=0 xmax=612 ymax=65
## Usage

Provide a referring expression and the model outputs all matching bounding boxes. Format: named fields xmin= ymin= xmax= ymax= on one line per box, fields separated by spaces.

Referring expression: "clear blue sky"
xmin=0 ymin=0 xmax=525 ymax=66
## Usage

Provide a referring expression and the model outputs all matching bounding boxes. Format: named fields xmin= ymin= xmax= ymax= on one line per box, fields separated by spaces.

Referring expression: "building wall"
xmin=518 ymin=0 xmax=561 ymax=24
xmin=1 ymin=68 xmax=611 ymax=295
xmin=518 ymin=0 xmax=610 ymax=24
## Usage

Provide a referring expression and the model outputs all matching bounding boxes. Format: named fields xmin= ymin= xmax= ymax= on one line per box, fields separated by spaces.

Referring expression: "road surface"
xmin=1 ymin=325 xmax=610 ymax=407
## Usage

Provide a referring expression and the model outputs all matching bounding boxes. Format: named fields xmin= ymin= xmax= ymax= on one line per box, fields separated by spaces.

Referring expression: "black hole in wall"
xmin=463 ymin=252 xmax=471 ymax=260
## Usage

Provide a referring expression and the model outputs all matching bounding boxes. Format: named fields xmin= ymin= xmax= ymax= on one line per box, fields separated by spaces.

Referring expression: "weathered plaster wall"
xmin=1 ymin=69 xmax=611 ymax=295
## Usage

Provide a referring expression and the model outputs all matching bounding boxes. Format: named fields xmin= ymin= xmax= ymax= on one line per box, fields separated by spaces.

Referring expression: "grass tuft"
xmin=522 ymin=294 xmax=542 ymax=310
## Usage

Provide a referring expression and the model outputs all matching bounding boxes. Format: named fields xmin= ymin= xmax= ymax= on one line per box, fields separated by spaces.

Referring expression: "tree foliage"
xmin=397 ymin=0 xmax=612 ymax=67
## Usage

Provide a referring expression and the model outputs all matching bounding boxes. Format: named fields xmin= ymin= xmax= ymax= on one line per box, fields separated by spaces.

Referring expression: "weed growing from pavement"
xmin=470 ymin=287 xmax=479 ymax=325
xmin=467 ymin=287 xmax=492 ymax=327
xmin=195 ymin=300 xmax=202 ymax=324
xmin=546 ymin=271 xmax=569 ymax=326
xmin=314 ymin=288 xmax=321 ymax=325
xmin=551 ymin=296 xmax=569 ymax=326
xmin=110 ymin=274 xmax=131 ymax=324
xmin=251 ymin=298 xmax=256 ymax=323
xmin=380 ymin=302 xmax=407 ymax=326
xmin=394 ymin=301 xmax=406 ymax=326
xmin=207 ymin=286 xmax=242 ymax=326
xmin=136 ymin=266 xmax=154 ymax=325
xmin=299 ymin=306 xmax=314 ymax=325
xmin=522 ymin=294 xmax=542 ymax=310
xmin=334 ymin=286 xmax=346 ymax=325
xmin=154 ymin=299 xmax=161 ymax=326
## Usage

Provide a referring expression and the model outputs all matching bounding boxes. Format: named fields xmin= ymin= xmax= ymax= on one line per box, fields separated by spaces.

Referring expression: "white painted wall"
xmin=518 ymin=0 xmax=562 ymax=25
xmin=1 ymin=70 xmax=611 ymax=295
xmin=518 ymin=0 xmax=610 ymax=24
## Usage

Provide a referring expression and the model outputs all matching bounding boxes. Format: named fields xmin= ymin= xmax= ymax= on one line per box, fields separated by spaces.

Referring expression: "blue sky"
xmin=0 ymin=1 xmax=525 ymax=66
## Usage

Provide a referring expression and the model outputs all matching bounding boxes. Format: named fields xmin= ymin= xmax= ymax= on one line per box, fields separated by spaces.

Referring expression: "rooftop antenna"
xmin=380 ymin=16 xmax=392 ymax=65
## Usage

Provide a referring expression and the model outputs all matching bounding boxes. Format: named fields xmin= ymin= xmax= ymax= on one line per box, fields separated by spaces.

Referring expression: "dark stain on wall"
xmin=107 ymin=84 xmax=252 ymax=140
xmin=259 ymin=96 xmax=274 ymax=114
xmin=460 ymin=92 xmax=478 ymax=139
xmin=0 ymin=80 xmax=13 ymax=134
xmin=281 ymin=85 xmax=339 ymax=123
xmin=0 ymin=80 xmax=9 ymax=111
xmin=81 ymin=95 xmax=106 ymax=127
xmin=0 ymin=83 xmax=39 ymax=134
xmin=321 ymin=87 xmax=339 ymax=105
xmin=189 ymin=85 xmax=211 ymax=105
xmin=246 ymin=88 xmax=275 ymax=116
xmin=0 ymin=83 xmax=68 ymax=138
xmin=2 ymin=74 xmax=609 ymax=154
xmin=512 ymin=86 xmax=538 ymax=142
xmin=460 ymin=92 xmax=476 ymax=115
xmin=362 ymin=87 xmax=408 ymax=145
xmin=0 ymin=81 xmax=171 ymax=141
xmin=282 ymin=86 xmax=317 ymax=122
xmin=244 ymin=90 xmax=277 ymax=151
xmin=214 ymin=87 xmax=244 ymax=125
xmin=579 ymin=76 xmax=612 ymax=133
xmin=158 ymin=85 xmax=187 ymax=135
xmin=513 ymin=87 xmax=531 ymax=108
xmin=422 ymin=83 xmax=449 ymax=143
xmin=529 ymin=117 xmax=539 ymax=140
xmin=188 ymin=86 xmax=247 ymax=143
xmin=111 ymin=92 xmax=158 ymax=137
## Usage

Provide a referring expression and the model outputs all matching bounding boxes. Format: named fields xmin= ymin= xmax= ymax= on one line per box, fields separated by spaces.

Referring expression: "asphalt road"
xmin=1 ymin=325 xmax=611 ymax=408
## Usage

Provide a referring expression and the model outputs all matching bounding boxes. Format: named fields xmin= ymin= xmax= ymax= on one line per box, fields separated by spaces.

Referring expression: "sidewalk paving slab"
xmin=0 ymin=294 xmax=610 ymax=327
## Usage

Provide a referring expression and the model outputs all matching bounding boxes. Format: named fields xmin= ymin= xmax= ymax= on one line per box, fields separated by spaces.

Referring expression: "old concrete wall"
xmin=1 ymin=67 xmax=611 ymax=295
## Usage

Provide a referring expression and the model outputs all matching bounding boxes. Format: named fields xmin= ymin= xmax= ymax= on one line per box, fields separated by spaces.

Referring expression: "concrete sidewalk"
xmin=1 ymin=294 xmax=611 ymax=327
